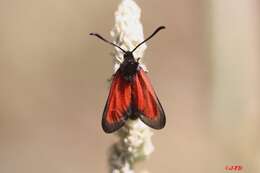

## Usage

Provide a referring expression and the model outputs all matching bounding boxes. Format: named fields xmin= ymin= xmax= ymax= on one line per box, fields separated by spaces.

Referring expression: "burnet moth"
xmin=90 ymin=26 xmax=166 ymax=133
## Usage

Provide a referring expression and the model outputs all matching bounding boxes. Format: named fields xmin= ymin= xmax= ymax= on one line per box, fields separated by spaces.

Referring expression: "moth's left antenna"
xmin=89 ymin=33 xmax=126 ymax=53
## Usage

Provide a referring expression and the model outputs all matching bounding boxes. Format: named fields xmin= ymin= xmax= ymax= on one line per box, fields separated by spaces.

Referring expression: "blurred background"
xmin=0 ymin=0 xmax=259 ymax=172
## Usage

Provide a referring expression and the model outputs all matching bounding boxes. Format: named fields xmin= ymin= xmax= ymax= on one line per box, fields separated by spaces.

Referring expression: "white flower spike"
xmin=109 ymin=1 xmax=155 ymax=173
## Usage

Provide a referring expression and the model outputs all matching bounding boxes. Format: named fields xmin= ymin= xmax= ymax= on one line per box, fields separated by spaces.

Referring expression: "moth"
xmin=90 ymin=26 xmax=166 ymax=133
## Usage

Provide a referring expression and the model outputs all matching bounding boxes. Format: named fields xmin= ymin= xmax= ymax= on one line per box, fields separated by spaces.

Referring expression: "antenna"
xmin=131 ymin=26 xmax=166 ymax=53
xmin=89 ymin=33 xmax=127 ymax=53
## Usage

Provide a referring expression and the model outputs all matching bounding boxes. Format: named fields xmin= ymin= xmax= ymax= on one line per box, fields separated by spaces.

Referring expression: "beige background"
xmin=0 ymin=0 xmax=259 ymax=173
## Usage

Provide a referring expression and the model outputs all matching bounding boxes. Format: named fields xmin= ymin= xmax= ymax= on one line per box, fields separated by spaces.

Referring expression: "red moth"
xmin=90 ymin=26 xmax=166 ymax=133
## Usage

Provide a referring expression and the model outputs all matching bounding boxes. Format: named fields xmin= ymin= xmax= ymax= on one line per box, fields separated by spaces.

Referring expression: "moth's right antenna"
xmin=131 ymin=26 xmax=166 ymax=53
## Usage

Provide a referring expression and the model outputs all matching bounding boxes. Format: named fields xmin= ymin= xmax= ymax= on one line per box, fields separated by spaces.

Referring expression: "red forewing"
xmin=132 ymin=69 xmax=166 ymax=129
xmin=102 ymin=71 xmax=132 ymax=133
